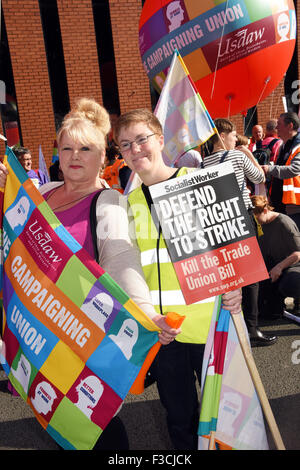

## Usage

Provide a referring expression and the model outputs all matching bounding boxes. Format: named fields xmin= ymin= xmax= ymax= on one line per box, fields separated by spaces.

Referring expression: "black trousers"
xmin=93 ymin=416 xmax=129 ymax=450
xmin=259 ymin=266 xmax=300 ymax=317
xmin=155 ymin=340 xmax=205 ymax=450
xmin=242 ymin=282 xmax=259 ymax=333
xmin=241 ymin=209 xmax=260 ymax=334
xmin=58 ymin=416 xmax=129 ymax=451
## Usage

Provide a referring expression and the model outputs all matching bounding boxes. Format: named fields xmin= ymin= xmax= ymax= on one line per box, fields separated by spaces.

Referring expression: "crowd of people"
xmin=0 ymin=98 xmax=299 ymax=450
xmin=232 ymin=114 xmax=300 ymax=323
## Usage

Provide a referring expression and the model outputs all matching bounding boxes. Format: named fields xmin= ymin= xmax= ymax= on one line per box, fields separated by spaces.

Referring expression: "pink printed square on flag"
xmin=28 ymin=371 xmax=64 ymax=424
xmin=66 ymin=366 xmax=122 ymax=430
xmin=19 ymin=208 xmax=72 ymax=283
xmin=218 ymin=383 xmax=253 ymax=437
xmin=165 ymin=108 xmax=186 ymax=134
xmin=2 ymin=326 xmax=19 ymax=367
xmin=169 ymin=76 xmax=194 ymax=106
xmin=76 ymin=248 xmax=105 ymax=279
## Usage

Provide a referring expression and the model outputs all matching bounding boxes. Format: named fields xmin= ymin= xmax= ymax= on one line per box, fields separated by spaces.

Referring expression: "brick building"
xmin=0 ymin=0 xmax=299 ymax=167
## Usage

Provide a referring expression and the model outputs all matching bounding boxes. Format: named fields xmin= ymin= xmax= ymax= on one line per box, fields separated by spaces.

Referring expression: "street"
xmin=0 ymin=315 xmax=299 ymax=451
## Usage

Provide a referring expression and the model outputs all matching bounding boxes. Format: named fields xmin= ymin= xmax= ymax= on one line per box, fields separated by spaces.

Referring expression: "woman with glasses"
xmin=115 ymin=108 xmax=242 ymax=450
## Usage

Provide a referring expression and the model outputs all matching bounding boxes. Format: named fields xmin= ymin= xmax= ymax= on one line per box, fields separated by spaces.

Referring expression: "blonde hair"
xmin=57 ymin=98 xmax=111 ymax=152
xmin=251 ymin=195 xmax=274 ymax=214
xmin=114 ymin=108 xmax=163 ymax=143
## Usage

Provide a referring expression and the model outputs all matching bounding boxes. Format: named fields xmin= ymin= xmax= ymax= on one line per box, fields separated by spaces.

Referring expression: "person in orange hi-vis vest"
xmin=262 ymin=112 xmax=300 ymax=231
xmin=102 ymin=145 xmax=131 ymax=193
xmin=262 ymin=112 xmax=300 ymax=318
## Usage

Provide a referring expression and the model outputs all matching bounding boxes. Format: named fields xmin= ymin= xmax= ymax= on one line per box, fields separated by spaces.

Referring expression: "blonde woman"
xmin=0 ymin=98 xmax=179 ymax=449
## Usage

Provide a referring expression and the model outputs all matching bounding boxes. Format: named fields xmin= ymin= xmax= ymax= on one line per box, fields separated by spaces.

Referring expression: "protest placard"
xmin=149 ymin=162 xmax=269 ymax=304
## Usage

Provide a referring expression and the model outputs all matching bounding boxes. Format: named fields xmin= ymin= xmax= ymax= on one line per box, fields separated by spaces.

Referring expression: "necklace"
xmin=46 ymin=185 xmax=97 ymax=212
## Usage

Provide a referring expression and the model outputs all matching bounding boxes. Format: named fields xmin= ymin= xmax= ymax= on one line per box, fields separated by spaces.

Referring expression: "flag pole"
xmin=208 ymin=431 xmax=216 ymax=450
xmin=231 ymin=313 xmax=285 ymax=450
xmin=215 ymin=129 xmax=226 ymax=150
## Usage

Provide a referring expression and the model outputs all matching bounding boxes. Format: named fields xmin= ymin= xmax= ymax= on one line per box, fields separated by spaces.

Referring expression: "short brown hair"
xmin=209 ymin=118 xmax=236 ymax=145
xmin=236 ymin=134 xmax=249 ymax=146
xmin=114 ymin=108 xmax=163 ymax=143
xmin=251 ymin=195 xmax=274 ymax=214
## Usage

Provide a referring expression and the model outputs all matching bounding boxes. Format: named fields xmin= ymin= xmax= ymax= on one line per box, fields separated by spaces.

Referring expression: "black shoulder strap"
xmin=141 ymin=183 xmax=163 ymax=315
xmin=220 ymin=150 xmax=229 ymax=163
xmin=267 ymin=138 xmax=279 ymax=151
xmin=141 ymin=170 xmax=181 ymax=316
xmin=141 ymin=183 xmax=161 ymax=232
xmin=89 ymin=188 xmax=107 ymax=263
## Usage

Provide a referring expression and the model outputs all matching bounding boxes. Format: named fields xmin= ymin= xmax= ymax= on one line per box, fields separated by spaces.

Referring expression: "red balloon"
xmin=139 ymin=0 xmax=296 ymax=117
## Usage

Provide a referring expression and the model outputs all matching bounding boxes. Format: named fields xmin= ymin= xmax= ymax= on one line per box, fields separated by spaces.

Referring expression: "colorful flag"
xmin=38 ymin=145 xmax=50 ymax=183
xmin=154 ymin=50 xmax=217 ymax=166
xmin=52 ymin=139 xmax=59 ymax=163
xmin=123 ymin=171 xmax=142 ymax=195
xmin=198 ymin=303 xmax=269 ymax=450
xmin=0 ymin=146 xmax=159 ymax=450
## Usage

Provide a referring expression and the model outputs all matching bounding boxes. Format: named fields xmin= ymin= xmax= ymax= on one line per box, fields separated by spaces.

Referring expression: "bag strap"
xmin=141 ymin=183 xmax=160 ymax=232
xmin=89 ymin=188 xmax=108 ymax=263
xmin=267 ymin=138 xmax=279 ymax=151
xmin=220 ymin=150 xmax=229 ymax=163
xmin=141 ymin=184 xmax=164 ymax=315
xmin=220 ymin=149 xmax=246 ymax=193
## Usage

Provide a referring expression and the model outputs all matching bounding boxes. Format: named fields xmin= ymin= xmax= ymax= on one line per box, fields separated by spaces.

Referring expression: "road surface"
xmin=0 ymin=315 xmax=299 ymax=451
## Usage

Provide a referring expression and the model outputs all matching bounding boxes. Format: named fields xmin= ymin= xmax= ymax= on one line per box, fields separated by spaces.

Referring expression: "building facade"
xmin=0 ymin=0 xmax=299 ymax=167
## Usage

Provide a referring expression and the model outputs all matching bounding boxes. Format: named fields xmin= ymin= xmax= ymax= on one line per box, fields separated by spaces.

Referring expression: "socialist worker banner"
xmin=0 ymin=147 xmax=159 ymax=450
xmin=149 ymin=162 xmax=269 ymax=304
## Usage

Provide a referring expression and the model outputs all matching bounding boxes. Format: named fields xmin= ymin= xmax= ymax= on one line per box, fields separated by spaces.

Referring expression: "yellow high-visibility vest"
xmin=128 ymin=167 xmax=217 ymax=344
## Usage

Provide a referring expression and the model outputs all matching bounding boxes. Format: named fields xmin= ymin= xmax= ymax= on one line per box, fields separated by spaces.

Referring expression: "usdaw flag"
xmin=154 ymin=50 xmax=217 ymax=166
xmin=0 ymin=147 xmax=160 ymax=450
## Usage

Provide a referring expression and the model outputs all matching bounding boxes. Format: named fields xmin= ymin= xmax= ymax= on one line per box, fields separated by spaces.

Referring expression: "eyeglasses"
xmin=119 ymin=134 xmax=156 ymax=152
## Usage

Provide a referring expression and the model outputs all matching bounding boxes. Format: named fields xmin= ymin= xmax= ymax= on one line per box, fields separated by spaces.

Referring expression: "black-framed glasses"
xmin=119 ymin=134 xmax=156 ymax=152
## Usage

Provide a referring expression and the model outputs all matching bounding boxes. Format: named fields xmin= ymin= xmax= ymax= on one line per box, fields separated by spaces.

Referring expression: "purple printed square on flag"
xmin=140 ymin=9 xmax=168 ymax=56
xmin=2 ymin=273 xmax=14 ymax=313
xmin=81 ymin=282 xmax=122 ymax=333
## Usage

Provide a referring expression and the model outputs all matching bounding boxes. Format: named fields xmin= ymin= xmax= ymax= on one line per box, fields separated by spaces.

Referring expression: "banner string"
xmin=210 ymin=0 xmax=230 ymax=100
xmin=244 ymin=76 xmax=271 ymax=134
